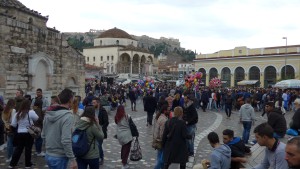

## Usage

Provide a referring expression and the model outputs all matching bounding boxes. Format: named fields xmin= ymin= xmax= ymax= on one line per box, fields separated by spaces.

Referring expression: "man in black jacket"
xmin=92 ymin=98 xmax=109 ymax=165
xmin=289 ymin=98 xmax=300 ymax=134
xmin=265 ymin=102 xmax=287 ymax=138
xmin=183 ymin=94 xmax=198 ymax=160
xmin=222 ymin=129 xmax=251 ymax=169
xmin=143 ymin=91 xmax=157 ymax=126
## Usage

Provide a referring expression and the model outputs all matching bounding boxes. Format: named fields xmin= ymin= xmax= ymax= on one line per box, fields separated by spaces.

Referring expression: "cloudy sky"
xmin=19 ymin=0 xmax=300 ymax=54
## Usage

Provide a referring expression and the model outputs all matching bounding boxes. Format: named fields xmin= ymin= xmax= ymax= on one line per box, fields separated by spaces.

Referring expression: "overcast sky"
xmin=19 ymin=0 xmax=300 ymax=54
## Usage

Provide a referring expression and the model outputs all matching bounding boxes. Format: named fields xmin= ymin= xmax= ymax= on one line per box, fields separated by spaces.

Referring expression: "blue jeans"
xmin=98 ymin=140 xmax=104 ymax=159
xmin=77 ymin=157 xmax=99 ymax=169
xmin=35 ymin=136 xmax=43 ymax=153
xmin=154 ymin=149 xmax=164 ymax=169
xmin=242 ymin=121 xmax=252 ymax=144
xmin=7 ymin=134 xmax=14 ymax=159
xmin=186 ymin=124 xmax=196 ymax=156
xmin=45 ymin=154 xmax=68 ymax=169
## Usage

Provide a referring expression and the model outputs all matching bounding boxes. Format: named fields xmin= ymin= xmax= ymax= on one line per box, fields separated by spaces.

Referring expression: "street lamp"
xmin=282 ymin=37 xmax=287 ymax=79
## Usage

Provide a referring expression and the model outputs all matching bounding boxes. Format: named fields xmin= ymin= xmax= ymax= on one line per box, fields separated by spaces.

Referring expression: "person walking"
xmin=144 ymin=91 xmax=157 ymax=126
xmin=42 ymin=88 xmax=77 ymax=169
xmin=153 ymin=105 xmax=169 ymax=169
xmin=128 ymin=89 xmax=137 ymax=111
xmin=224 ymin=91 xmax=233 ymax=119
xmin=162 ymin=106 xmax=191 ymax=169
xmin=9 ymin=100 xmax=39 ymax=168
xmin=74 ymin=106 xmax=104 ymax=169
xmin=2 ymin=99 xmax=16 ymax=162
xmin=114 ymin=105 xmax=133 ymax=169
xmin=239 ymin=98 xmax=256 ymax=144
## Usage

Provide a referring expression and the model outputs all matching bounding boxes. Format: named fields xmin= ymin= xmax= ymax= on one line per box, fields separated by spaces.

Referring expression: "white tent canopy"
xmin=274 ymin=79 xmax=300 ymax=89
xmin=237 ymin=80 xmax=258 ymax=86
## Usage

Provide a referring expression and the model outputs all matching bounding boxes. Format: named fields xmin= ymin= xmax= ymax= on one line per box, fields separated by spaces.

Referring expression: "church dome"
xmin=98 ymin=27 xmax=135 ymax=40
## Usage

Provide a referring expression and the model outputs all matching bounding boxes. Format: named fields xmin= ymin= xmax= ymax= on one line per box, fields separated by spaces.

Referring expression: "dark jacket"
xmin=128 ymin=91 xmax=136 ymax=101
xmin=183 ymin=101 xmax=198 ymax=126
xmin=98 ymin=107 xmax=109 ymax=139
xmin=162 ymin=117 xmax=191 ymax=164
xmin=144 ymin=95 xmax=157 ymax=113
xmin=290 ymin=108 xmax=300 ymax=132
xmin=201 ymin=91 xmax=209 ymax=103
xmin=267 ymin=109 xmax=287 ymax=136
xmin=226 ymin=137 xmax=251 ymax=169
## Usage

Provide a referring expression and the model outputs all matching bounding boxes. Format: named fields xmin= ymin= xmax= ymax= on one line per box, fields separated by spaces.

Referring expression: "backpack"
xmin=72 ymin=127 xmax=95 ymax=157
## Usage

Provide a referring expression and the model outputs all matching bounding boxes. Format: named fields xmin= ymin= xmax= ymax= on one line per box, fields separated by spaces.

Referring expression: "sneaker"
xmin=249 ymin=141 xmax=256 ymax=145
xmin=6 ymin=157 xmax=11 ymax=162
xmin=121 ymin=164 xmax=129 ymax=169
xmin=36 ymin=152 xmax=46 ymax=157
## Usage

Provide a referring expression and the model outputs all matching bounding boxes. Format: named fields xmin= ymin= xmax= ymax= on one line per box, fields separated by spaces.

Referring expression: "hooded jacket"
xmin=75 ymin=117 xmax=104 ymax=159
xmin=239 ymin=103 xmax=256 ymax=122
xmin=226 ymin=137 xmax=251 ymax=169
xmin=42 ymin=107 xmax=76 ymax=160
xmin=209 ymin=144 xmax=231 ymax=169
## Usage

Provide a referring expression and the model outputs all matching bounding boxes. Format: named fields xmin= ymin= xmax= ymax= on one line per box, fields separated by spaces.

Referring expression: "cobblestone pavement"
xmin=0 ymin=99 xmax=294 ymax=169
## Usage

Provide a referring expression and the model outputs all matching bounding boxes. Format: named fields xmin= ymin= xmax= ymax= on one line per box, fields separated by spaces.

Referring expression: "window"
xmin=93 ymin=57 xmax=95 ymax=62
xmin=111 ymin=56 xmax=114 ymax=61
xmin=101 ymin=56 xmax=103 ymax=61
xmin=116 ymin=40 xmax=119 ymax=45
xmin=100 ymin=40 xmax=102 ymax=46
xmin=107 ymin=56 xmax=109 ymax=61
xmin=239 ymin=50 xmax=242 ymax=54
xmin=87 ymin=57 xmax=89 ymax=62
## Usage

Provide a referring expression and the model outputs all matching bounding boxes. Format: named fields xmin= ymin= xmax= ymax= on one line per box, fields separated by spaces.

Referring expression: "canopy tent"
xmin=85 ymin=75 xmax=97 ymax=80
xmin=237 ymin=80 xmax=258 ymax=86
xmin=274 ymin=79 xmax=300 ymax=89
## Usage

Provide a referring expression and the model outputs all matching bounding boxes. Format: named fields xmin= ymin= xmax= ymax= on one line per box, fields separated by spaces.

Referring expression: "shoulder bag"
xmin=27 ymin=113 xmax=41 ymax=139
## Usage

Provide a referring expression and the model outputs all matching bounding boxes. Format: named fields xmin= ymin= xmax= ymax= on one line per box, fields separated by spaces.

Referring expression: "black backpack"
xmin=72 ymin=127 xmax=95 ymax=157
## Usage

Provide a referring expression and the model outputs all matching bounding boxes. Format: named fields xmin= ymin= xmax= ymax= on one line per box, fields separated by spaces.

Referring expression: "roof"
xmin=0 ymin=0 xmax=48 ymax=20
xmin=120 ymin=44 xmax=151 ymax=54
xmin=98 ymin=27 xmax=135 ymax=40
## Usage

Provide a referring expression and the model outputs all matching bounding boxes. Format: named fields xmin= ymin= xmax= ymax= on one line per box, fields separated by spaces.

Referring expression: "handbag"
xmin=27 ymin=113 xmax=41 ymax=139
xmin=128 ymin=116 xmax=139 ymax=137
xmin=130 ymin=138 xmax=142 ymax=161
xmin=152 ymin=139 xmax=162 ymax=150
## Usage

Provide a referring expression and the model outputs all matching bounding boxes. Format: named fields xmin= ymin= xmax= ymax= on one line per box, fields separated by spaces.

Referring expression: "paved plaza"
xmin=0 ymin=98 xmax=294 ymax=169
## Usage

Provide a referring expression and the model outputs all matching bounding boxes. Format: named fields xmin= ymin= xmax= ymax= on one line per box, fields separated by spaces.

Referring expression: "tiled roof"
xmin=98 ymin=27 xmax=135 ymax=40
xmin=0 ymin=0 xmax=48 ymax=19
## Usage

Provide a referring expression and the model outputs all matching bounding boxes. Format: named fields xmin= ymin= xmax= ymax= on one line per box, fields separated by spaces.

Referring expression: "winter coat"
xmin=116 ymin=115 xmax=133 ymax=145
xmin=75 ymin=117 xmax=104 ymax=159
xmin=153 ymin=114 xmax=168 ymax=141
xmin=226 ymin=137 xmax=251 ymax=169
xmin=183 ymin=101 xmax=198 ymax=126
xmin=239 ymin=104 xmax=256 ymax=122
xmin=97 ymin=107 xmax=109 ymax=139
xmin=267 ymin=109 xmax=287 ymax=137
xmin=144 ymin=96 xmax=157 ymax=113
xmin=162 ymin=117 xmax=191 ymax=164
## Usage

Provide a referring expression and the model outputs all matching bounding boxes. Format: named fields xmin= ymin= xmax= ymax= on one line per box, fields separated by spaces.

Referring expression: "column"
xmin=245 ymin=72 xmax=249 ymax=80
xmin=230 ymin=74 xmax=234 ymax=87
xmin=138 ymin=61 xmax=141 ymax=75
xmin=205 ymin=74 xmax=209 ymax=86
xmin=130 ymin=61 xmax=132 ymax=75
xmin=276 ymin=72 xmax=281 ymax=81
xmin=260 ymin=72 xmax=264 ymax=88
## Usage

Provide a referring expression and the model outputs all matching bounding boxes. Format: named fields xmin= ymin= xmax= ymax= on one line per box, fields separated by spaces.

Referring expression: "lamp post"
xmin=282 ymin=37 xmax=287 ymax=79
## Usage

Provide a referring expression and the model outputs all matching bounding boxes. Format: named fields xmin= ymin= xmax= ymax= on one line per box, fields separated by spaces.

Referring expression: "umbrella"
xmin=274 ymin=79 xmax=300 ymax=89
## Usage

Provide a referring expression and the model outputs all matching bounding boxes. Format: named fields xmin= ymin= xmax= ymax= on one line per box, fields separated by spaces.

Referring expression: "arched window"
xmin=249 ymin=66 xmax=260 ymax=80
xmin=111 ymin=56 xmax=114 ymax=61
xmin=87 ymin=57 xmax=89 ymax=62
xmin=281 ymin=65 xmax=295 ymax=79
xmin=264 ymin=66 xmax=277 ymax=88
xmin=198 ymin=68 xmax=206 ymax=85
xmin=234 ymin=67 xmax=245 ymax=86
xmin=209 ymin=68 xmax=218 ymax=81
xmin=101 ymin=56 xmax=103 ymax=61
xmin=100 ymin=40 xmax=102 ymax=46
xmin=116 ymin=40 xmax=119 ymax=45
xmin=221 ymin=67 xmax=231 ymax=87
xmin=107 ymin=56 xmax=109 ymax=61
xmin=93 ymin=57 xmax=95 ymax=62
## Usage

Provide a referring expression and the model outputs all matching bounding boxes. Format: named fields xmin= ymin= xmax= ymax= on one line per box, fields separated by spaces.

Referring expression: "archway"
xmin=118 ymin=53 xmax=131 ymax=73
xmin=281 ymin=65 xmax=295 ymax=79
xmin=234 ymin=67 xmax=245 ymax=86
xmin=221 ymin=67 xmax=231 ymax=87
xmin=132 ymin=54 xmax=139 ymax=74
xmin=140 ymin=55 xmax=146 ymax=75
xmin=209 ymin=68 xmax=218 ymax=81
xmin=264 ymin=66 xmax=277 ymax=88
xmin=249 ymin=66 xmax=260 ymax=81
xmin=198 ymin=68 xmax=206 ymax=85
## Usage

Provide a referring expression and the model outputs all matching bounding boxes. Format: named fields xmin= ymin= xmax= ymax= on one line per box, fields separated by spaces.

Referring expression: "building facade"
xmin=0 ymin=0 xmax=85 ymax=100
xmin=194 ymin=46 xmax=300 ymax=88
xmin=83 ymin=28 xmax=154 ymax=76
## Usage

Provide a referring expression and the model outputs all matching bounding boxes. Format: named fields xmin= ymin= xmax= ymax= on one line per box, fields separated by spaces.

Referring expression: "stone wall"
xmin=0 ymin=14 xmax=85 ymax=99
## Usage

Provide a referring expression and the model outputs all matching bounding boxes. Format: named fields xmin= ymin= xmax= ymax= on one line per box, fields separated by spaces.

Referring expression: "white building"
xmin=83 ymin=27 xmax=154 ymax=76
xmin=178 ymin=63 xmax=195 ymax=77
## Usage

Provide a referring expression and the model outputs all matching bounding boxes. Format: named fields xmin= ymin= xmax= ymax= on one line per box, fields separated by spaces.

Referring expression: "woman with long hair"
xmin=2 ymin=99 xmax=16 ymax=162
xmin=75 ymin=106 xmax=104 ymax=169
xmin=9 ymin=99 xmax=39 ymax=168
xmin=72 ymin=97 xmax=84 ymax=127
xmin=162 ymin=106 xmax=191 ymax=169
xmin=153 ymin=104 xmax=169 ymax=169
xmin=115 ymin=105 xmax=133 ymax=169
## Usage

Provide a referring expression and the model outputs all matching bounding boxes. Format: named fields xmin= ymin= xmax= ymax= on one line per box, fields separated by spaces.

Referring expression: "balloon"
xmin=151 ymin=84 xmax=154 ymax=88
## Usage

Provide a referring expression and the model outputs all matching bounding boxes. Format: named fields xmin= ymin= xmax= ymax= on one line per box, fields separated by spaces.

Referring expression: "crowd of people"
xmin=0 ymin=80 xmax=300 ymax=169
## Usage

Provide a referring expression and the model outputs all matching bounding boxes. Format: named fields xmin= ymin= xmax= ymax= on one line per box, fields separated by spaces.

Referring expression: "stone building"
xmin=83 ymin=27 xmax=154 ymax=76
xmin=0 ymin=0 xmax=85 ymax=100
xmin=194 ymin=45 xmax=300 ymax=88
